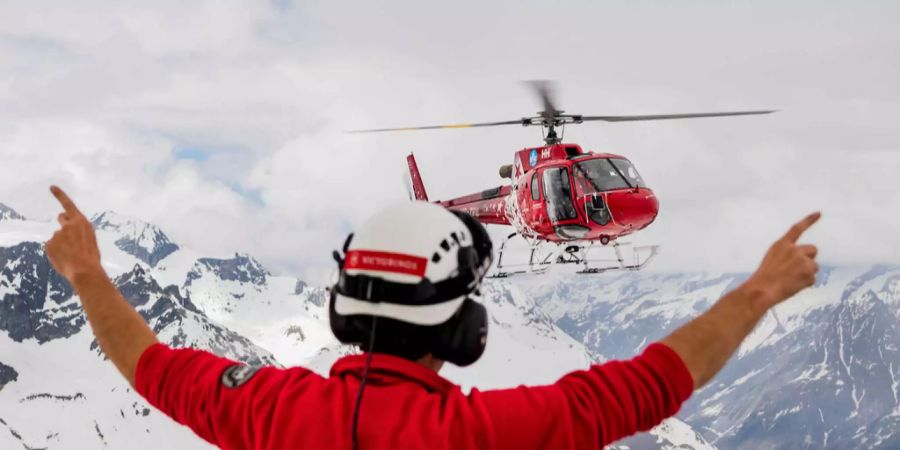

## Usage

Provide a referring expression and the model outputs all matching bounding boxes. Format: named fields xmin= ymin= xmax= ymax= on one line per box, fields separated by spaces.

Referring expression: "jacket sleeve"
xmin=475 ymin=342 xmax=694 ymax=450
xmin=134 ymin=343 xmax=315 ymax=450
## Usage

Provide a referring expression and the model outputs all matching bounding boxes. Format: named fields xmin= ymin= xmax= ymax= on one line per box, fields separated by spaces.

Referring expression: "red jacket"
xmin=136 ymin=342 xmax=693 ymax=450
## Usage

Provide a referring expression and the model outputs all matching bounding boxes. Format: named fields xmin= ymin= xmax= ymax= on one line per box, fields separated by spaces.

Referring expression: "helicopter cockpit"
xmin=572 ymin=157 xmax=646 ymax=192
xmin=541 ymin=157 xmax=647 ymax=222
xmin=572 ymin=157 xmax=646 ymax=228
xmin=538 ymin=156 xmax=649 ymax=238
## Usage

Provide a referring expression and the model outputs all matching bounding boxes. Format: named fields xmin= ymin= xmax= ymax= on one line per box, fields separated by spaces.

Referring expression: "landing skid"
xmin=489 ymin=233 xmax=659 ymax=278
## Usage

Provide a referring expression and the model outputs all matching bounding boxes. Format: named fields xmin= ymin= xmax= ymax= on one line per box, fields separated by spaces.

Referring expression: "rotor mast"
xmin=536 ymin=112 xmax=562 ymax=145
xmin=532 ymin=80 xmax=564 ymax=145
xmin=525 ymin=111 xmax=584 ymax=145
xmin=524 ymin=110 xmax=585 ymax=145
xmin=544 ymin=123 xmax=560 ymax=145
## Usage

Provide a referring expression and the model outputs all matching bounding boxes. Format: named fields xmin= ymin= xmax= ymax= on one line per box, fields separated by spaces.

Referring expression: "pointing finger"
xmin=782 ymin=212 xmax=821 ymax=244
xmin=50 ymin=186 xmax=82 ymax=217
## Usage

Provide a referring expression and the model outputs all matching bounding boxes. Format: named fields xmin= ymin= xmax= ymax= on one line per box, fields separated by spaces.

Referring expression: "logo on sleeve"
xmin=221 ymin=364 xmax=260 ymax=388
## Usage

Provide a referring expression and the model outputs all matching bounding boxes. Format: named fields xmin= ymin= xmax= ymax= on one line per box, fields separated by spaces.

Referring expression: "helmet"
xmin=329 ymin=201 xmax=493 ymax=366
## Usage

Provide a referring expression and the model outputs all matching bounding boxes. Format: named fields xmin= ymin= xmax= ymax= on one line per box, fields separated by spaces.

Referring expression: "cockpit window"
xmin=610 ymin=158 xmax=646 ymax=188
xmin=573 ymin=158 xmax=646 ymax=192
xmin=542 ymin=167 xmax=578 ymax=222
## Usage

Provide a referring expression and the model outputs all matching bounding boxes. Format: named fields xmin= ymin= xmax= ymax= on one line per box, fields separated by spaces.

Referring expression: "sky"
xmin=1 ymin=1 xmax=898 ymax=283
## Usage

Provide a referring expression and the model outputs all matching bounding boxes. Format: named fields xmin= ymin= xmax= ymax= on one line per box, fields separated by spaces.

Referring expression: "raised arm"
xmin=44 ymin=186 xmax=314 ymax=449
xmin=661 ymin=212 xmax=821 ymax=388
xmin=476 ymin=213 xmax=822 ymax=449
xmin=45 ymin=186 xmax=159 ymax=386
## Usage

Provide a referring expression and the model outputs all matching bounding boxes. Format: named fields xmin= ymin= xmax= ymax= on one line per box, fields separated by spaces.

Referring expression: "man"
xmin=45 ymin=185 xmax=820 ymax=450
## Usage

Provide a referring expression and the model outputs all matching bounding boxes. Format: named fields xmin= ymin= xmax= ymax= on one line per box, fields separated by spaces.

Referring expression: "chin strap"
xmin=351 ymin=316 xmax=377 ymax=450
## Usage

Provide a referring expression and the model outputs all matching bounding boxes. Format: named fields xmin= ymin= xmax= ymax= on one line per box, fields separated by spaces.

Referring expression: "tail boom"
xmin=440 ymin=186 xmax=511 ymax=225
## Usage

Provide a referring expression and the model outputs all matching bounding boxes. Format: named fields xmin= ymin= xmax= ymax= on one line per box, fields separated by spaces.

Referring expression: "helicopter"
xmin=352 ymin=83 xmax=774 ymax=276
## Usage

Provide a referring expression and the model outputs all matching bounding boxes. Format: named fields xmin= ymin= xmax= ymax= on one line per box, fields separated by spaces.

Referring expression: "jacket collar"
xmin=330 ymin=353 xmax=456 ymax=394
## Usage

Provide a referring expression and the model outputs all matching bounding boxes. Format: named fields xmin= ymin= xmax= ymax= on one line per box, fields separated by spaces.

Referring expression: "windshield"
xmin=573 ymin=158 xmax=646 ymax=193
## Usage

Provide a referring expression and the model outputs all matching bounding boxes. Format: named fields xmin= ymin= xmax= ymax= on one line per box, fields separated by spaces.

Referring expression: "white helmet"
xmin=331 ymin=201 xmax=492 ymax=326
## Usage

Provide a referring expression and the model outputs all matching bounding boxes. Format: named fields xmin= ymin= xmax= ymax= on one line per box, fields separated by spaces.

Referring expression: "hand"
xmin=45 ymin=186 xmax=104 ymax=283
xmin=745 ymin=212 xmax=821 ymax=309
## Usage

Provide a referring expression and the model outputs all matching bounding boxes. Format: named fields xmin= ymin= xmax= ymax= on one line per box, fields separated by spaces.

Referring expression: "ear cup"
xmin=432 ymin=298 xmax=488 ymax=366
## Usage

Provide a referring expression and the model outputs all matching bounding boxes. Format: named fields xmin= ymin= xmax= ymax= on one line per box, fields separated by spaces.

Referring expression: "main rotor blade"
xmin=527 ymin=80 xmax=559 ymax=121
xmin=579 ymin=110 xmax=776 ymax=122
xmin=348 ymin=119 xmax=524 ymax=134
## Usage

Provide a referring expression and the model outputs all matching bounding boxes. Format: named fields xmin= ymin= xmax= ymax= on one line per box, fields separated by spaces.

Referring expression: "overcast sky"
xmin=1 ymin=1 xmax=898 ymax=283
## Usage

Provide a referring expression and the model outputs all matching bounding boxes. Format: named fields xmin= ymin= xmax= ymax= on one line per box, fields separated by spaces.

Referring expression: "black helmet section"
xmin=448 ymin=210 xmax=494 ymax=281
xmin=329 ymin=210 xmax=492 ymax=367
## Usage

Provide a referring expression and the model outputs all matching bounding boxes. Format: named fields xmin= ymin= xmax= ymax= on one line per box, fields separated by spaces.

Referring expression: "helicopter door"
xmin=527 ymin=171 xmax=550 ymax=230
xmin=542 ymin=167 xmax=578 ymax=223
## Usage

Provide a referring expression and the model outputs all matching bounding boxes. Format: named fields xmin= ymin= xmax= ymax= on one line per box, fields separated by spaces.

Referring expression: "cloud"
xmin=1 ymin=1 xmax=898 ymax=283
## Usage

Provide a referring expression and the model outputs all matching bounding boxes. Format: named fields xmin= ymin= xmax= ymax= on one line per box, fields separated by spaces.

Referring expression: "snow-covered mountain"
xmin=0 ymin=208 xmax=712 ymax=450
xmin=0 ymin=203 xmax=25 ymax=222
xmin=0 ymin=245 xmax=276 ymax=449
xmin=522 ymin=266 xmax=900 ymax=449
xmin=91 ymin=211 xmax=180 ymax=267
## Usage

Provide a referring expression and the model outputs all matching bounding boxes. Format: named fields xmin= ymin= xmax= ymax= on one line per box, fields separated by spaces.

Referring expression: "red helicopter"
xmin=354 ymin=83 xmax=774 ymax=276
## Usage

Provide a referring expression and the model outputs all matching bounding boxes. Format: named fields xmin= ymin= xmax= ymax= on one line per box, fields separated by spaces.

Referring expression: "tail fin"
xmin=406 ymin=153 xmax=429 ymax=201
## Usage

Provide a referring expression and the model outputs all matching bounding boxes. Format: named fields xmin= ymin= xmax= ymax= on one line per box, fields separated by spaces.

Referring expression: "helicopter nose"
xmin=606 ymin=188 xmax=659 ymax=230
